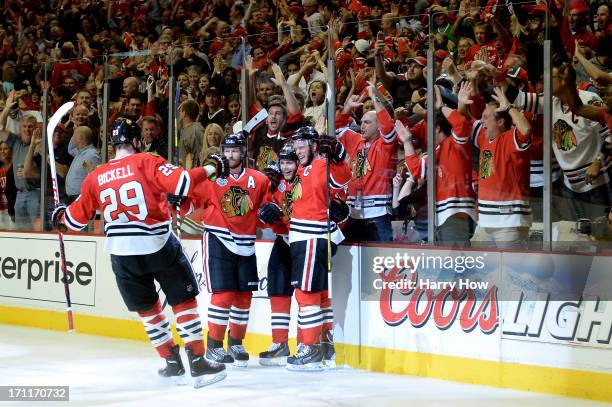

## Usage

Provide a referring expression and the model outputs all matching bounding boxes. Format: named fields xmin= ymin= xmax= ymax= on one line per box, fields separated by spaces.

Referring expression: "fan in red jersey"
xmin=189 ymin=133 xmax=271 ymax=368
xmin=286 ymin=126 xmax=351 ymax=371
xmin=257 ymin=143 xmax=300 ymax=366
xmin=398 ymin=84 xmax=477 ymax=247
xmin=467 ymin=87 xmax=534 ymax=248
xmin=335 ymin=84 xmax=399 ymax=242
xmin=51 ymin=118 xmax=228 ymax=388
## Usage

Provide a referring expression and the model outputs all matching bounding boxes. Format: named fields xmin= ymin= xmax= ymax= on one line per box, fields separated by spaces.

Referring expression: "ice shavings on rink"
xmin=0 ymin=325 xmax=607 ymax=407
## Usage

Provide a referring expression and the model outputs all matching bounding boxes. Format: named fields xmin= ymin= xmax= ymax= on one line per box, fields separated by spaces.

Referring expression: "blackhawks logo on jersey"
xmin=350 ymin=150 xmax=371 ymax=179
xmin=221 ymin=186 xmax=253 ymax=217
xmin=280 ymin=178 xmax=300 ymax=220
xmin=291 ymin=175 xmax=302 ymax=203
xmin=553 ymin=119 xmax=577 ymax=152
xmin=479 ymin=150 xmax=493 ymax=179
xmin=281 ymin=190 xmax=294 ymax=221
xmin=256 ymin=146 xmax=278 ymax=171
xmin=587 ymin=97 xmax=603 ymax=107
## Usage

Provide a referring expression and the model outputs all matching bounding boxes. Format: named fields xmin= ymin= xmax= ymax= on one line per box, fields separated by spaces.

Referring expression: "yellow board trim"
xmin=1 ymin=305 xmax=610 ymax=402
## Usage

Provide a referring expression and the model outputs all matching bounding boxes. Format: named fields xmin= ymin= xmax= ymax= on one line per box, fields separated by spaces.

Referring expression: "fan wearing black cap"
xmin=200 ymin=86 xmax=225 ymax=128
xmin=188 ymin=133 xmax=272 ymax=368
xmin=374 ymin=33 xmax=426 ymax=106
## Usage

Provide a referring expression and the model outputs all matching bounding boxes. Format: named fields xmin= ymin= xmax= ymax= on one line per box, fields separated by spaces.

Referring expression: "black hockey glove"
xmin=167 ymin=194 xmax=183 ymax=205
xmin=263 ymin=162 xmax=282 ymax=192
xmin=258 ymin=203 xmax=283 ymax=225
xmin=203 ymin=154 xmax=229 ymax=180
xmin=318 ymin=138 xmax=346 ymax=164
xmin=50 ymin=204 xmax=68 ymax=232
xmin=329 ymin=198 xmax=349 ymax=224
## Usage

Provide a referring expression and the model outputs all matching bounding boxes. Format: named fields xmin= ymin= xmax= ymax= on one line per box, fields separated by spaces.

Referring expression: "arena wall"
xmin=0 ymin=231 xmax=610 ymax=401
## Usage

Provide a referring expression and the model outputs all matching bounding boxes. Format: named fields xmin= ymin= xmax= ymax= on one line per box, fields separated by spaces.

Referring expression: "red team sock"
xmin=270 ymin=296 xmax=291 ymax=343
xmin=208 ymin=291 xmax=236 ymax=342
xmin=172 ymin=298 xmax=204 ymax=355
xmin=321 ymin=289 xmax=334 ymax=334
xmin=229 ymin=291 xmax=252 ymax=341
xmin=295 ymin=289 xmax=323 ymax=346
xmin=138 ymin=300 xmax=175 ymax=358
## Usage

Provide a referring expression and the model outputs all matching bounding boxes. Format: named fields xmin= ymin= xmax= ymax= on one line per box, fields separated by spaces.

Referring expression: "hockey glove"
xmin=258 ymin=203 xmax=283 ymax=225
xmin=50 ymin=204 xmax=68 ymax=233
xmin=167 ymin=194 xmax=183 ymax=205
xmin=203 ymin=154 xmax=229 ymax=180
xmin=263 ymin=162 xmax=282 ymax=192
xmin=329 ymin=198 xmax=350 ymax=224
xmin=318 ymin=138 xmax=346 ymax=164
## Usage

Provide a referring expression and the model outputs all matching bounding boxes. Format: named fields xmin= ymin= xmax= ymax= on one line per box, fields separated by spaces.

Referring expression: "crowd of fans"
xmin=0 ymin=0 xmax=611 ymax=246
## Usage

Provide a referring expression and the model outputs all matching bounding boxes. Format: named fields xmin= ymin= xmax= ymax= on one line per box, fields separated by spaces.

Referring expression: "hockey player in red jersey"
xmin=286 ymin=126 xmax=351 ymax=371
xmin=189 ymin=133 xmax=271 ymax=367
xmin=51 ymin=118 xmax=229 ymax=388
xmin=257 ymin=143 xmax=300 ymax=366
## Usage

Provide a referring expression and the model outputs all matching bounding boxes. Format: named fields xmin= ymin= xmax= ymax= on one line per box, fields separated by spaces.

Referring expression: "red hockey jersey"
xmin=64 ymin=153 xmax=206 ymax=255
xmin=472 ymin=119 xmax=532 ymax=227
xmin=335 ymin=108 xmax=398 ymax=219
xmin=289 ymin=158 xmax=351 ymax=244
xmin=405 ymin=111 xmax=476 ymax=226
xmin=190 ymin=168 xmax=270 ymax=256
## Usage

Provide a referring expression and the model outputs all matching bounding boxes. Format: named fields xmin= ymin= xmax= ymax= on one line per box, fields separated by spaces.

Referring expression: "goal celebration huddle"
xmin=51 ymin=113 xmax=352 ymax=388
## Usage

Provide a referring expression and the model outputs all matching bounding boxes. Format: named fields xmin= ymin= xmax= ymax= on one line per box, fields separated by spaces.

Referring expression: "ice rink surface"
xmin=0 ymin=325 xmax=609 ymax=407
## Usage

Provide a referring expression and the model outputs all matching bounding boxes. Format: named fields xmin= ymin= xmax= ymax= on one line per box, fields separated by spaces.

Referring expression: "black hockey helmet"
xmin=279 ymin=142 xmax=298 ymax=162
xmin=292 ymin=125 xmax=320 ymax=142
xmin=221 ymin=133 xmax=246 ymax=153
xmin=263 ymin=160 xmax=281 ymax=177
xmin=110 ymin=117 xmax=140 ymax=147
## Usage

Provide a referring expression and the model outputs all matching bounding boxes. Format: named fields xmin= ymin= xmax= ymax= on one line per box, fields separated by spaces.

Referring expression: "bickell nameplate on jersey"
xmin=0 ymin=386 xmax=69 ymax=401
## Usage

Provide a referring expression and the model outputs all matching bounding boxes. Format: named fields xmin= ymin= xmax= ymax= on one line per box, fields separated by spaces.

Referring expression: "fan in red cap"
xmin=556 ymin=0 xmax=599 ymax=57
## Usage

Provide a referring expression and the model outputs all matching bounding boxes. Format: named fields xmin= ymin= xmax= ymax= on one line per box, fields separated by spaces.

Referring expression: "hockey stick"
xmin=173 ymin=79 xmax=183 ymax=241
xmin=174 ymin=199 xmax=182 ymax=241
xmin=325 ymin=27 xmax=336 ymax=274
xmin=46 ymin=101 xmax=75 ymax=333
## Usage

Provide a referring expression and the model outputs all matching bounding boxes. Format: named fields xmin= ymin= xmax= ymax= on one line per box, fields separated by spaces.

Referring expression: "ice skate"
xmin=228 ymin=336 xmax=249 ymax=367
xmin=158 ymin=345 xmax=188 ymax=385
xmin=205 ymin=335 xmax=235 ymax=365
xmin=321 ymin=330 xmax=336 ymax=369
xmin=186 ymin=346 xmax=227 ymax=388
xmin=258 ymin=341 xmax=290 ymax=366
xmin=286 ymin=344 xmax=324 ymax=371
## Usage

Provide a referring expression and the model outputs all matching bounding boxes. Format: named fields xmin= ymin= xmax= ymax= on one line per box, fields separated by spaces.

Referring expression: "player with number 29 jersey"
xmin=63 ymin=153 xmax=207 ymax=255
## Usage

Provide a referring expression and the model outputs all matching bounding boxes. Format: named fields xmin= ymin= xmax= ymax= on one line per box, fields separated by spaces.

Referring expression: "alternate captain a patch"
xmin=221 ymin=186 xmax=253 ymax=217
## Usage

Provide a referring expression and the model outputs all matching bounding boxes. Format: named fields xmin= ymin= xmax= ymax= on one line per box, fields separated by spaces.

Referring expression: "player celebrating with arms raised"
xmin=52 ymin=118 xmax=229 ymax=388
